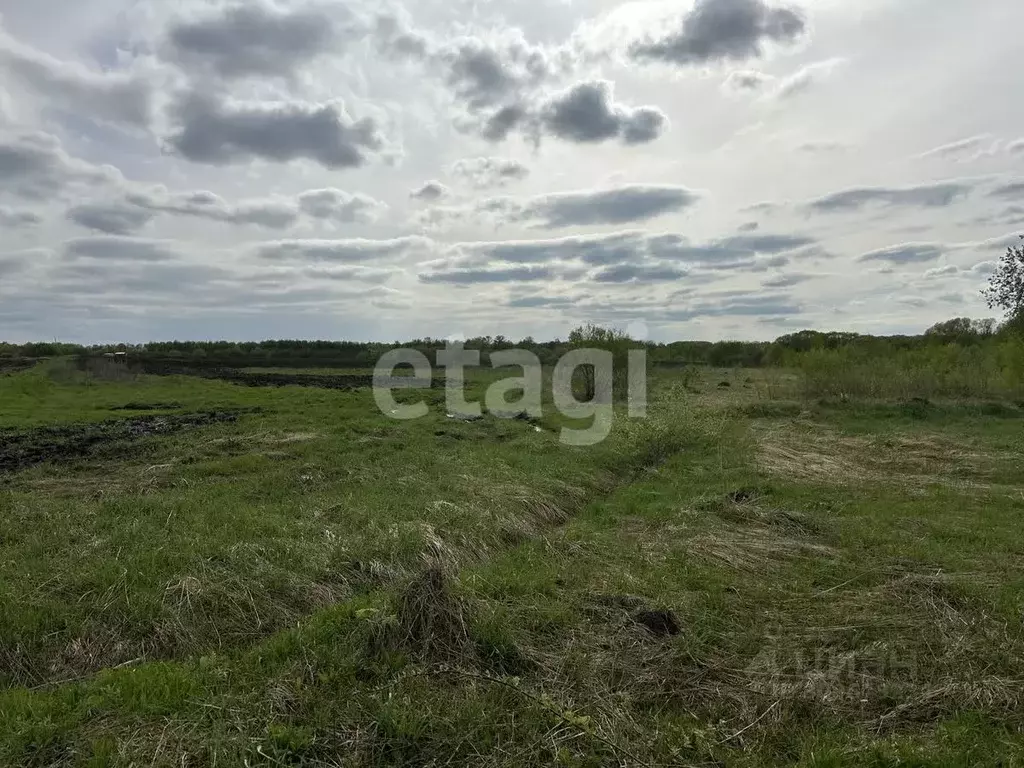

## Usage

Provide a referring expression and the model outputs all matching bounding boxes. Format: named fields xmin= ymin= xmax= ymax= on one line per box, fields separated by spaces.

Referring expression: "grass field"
xmin=1 ymin=362 xmax=1022 ymax=765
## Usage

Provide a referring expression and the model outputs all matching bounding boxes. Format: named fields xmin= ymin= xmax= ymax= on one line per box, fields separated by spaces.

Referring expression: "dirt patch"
xmin=631 ymin=608 xmax=681 ymax=637
xmin=0 ymin=410 xmax=253 ymax=474
xmin=585 ymin=594 xmax=683 ymax=637
xmin=0 ymin=358 xmax=40 ymax=374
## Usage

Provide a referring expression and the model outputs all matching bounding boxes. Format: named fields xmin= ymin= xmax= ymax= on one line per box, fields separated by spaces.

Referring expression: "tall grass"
xmin=791 ymin=337 xmax=1024 ymax=400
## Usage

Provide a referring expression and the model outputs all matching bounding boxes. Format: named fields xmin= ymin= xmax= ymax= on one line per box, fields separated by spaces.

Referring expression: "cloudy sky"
xmin=1 ymin=0 xmax=1022 ymax=344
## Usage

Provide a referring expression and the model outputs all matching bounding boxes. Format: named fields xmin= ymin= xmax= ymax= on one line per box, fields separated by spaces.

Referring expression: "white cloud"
xmin=770 ymin=58 xmax=845 ymax=100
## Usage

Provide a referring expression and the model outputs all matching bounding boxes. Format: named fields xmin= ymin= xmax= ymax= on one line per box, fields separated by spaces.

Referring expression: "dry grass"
xmin=686 ymin=527 xmax=836 ymax=573
xmin=376 ymin=565 xmax=472 ymax=662
xmin=754 ymin=420 xmax=1011 ymax=492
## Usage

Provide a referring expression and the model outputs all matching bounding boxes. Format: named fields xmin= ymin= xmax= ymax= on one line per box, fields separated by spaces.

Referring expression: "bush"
xmin=793 ymin=339 xmax=1024 ymax=401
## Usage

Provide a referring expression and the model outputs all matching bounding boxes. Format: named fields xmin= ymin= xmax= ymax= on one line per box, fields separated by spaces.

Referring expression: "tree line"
xmin=0 ymin=319 xmax=1017 ymax=371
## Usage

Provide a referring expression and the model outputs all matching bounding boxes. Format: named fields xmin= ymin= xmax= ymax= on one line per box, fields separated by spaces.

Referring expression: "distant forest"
xmin=0 ymin=317 xmax=1015 ymax=370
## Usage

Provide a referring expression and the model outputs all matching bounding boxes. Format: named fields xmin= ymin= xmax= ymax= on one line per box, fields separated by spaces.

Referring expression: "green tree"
xmin=925 ymin=317 xmax=996 ymax=344
xmin=983 ymin=235 xmax=1024 ymax=331
xmin=567 ymin=324 xmax=638 ymax=400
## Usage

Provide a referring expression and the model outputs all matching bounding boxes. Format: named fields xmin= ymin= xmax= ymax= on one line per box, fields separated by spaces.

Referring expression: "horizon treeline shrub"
xmin=793 ymin=336 xmax=1024 ymax=400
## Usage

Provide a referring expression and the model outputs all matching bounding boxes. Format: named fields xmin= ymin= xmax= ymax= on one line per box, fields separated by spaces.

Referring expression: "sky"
xmin=0 ymin=0 xmax=1022 ymax=344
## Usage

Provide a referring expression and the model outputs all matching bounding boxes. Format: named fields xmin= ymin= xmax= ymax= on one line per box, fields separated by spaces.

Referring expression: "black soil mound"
xmin=0 ymin=410 xmax=251 ymax=474
xmin=631 ymin=609 xmax=682 ymax=637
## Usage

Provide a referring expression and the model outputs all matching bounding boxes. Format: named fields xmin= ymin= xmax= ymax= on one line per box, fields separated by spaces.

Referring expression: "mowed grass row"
xmin=0 ymin=364 xmax=690 ymax=689
xmin=1 ymin=384 xmax=1023 ymax=765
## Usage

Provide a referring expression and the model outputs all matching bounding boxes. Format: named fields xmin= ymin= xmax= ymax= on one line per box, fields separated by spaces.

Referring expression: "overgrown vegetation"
xmin=4 ymin=279 xmax=1024 ymax=764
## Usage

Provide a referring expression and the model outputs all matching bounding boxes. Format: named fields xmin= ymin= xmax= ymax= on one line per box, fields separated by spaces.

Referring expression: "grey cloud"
xmin=517 ymin=184 xmax=699 ymax=228
xmin=450 ymin=157 xmax=529 ymax=188
xmin=972 ymin=261 xmax=997 ymax=276
xmin=717 ymin=233 xmax=815 ymax=253
xmin=63 ymin=236 xmax=184 ymax=262
xmin=738 ymin=221 xmax=759 ymax=232
xmin=212 ymin=199 xmax=296 ymax=228
xmin=724 ymin=69 xmax=771 ymax=91
xmin=988 ymin=181 xmax=1024 ymax=200
xmin=919 ymin=135 xmax=991 ymax=159
xmin=894 ymin=296 xmax=926 ymax=308
xmin=0 ymin=259 xmax=23 ymax=278
xmin=442 ymin=37 xmax=551 ymax=110
xmin=0 ymin=30 xmax=151 ymax=127
xmin=964 ymin=232 xmax=1022 ymax=252
xmin=410 ymin=181 xmax=449 ymax=201
xmin=297 ymin=188 xmax=384 ymax=222
xmin=166 ymin=92 xmax=383 ymax=169
xmin=0 ymin=248 xmax=45 ymax=277
xmin=0 ymin=131 xmax=119 ymax=199
xmin=422 ymin=185 xmax=699 ymax=230
xmin=376 ymin=23 xmax=564 ymax=135
xmin=130 ymin=186 xmax=383 ymax=227
xmin=708 ymin=253 xmax=789 ymax=272
xmin=373 ymin=22 xmax=658 ymax=150
xmin=66 ymin=201 xmax=156 ymax=234
xmin=647 ymin=232 xmax=815 ymax=264
xmin=126 ymin=187 xmax=299 ymax=229
xmin=742 ymin=201 xmax=780 ymax=213
xmin=420 ymin=265 xmax=555 ymax=284
xmin=663 ymin=293 xmax=801 ymax=321
xmin=255 ymin=237 xmax=429 ymax=263
xmin=52 ymin=260 xmax=234 ymax=299
xmin=539 ymin=81 xmax=667 ymax=145
xmin=797 ymin=140 xmax=848 ymax=153
xmin=1008 ymin=139 xmax=1024 ymax=155
xmin=302 ymin=265 xmax=399 ymax=283
xmin=974 ymin=204 xmax=1024 ymax=227
xmin=505 ymin=294 xmax=578 ymax=309
xmin=373 ymin=15 xmax=430 ymax=60
xmin=0 ymin=205 xmax=42 ymax=228
xmin=622 ymin=108 xmax=668 ymax=145
xmin=163 ymin=3 xmax=340 ymax=80
xmin=858 ymin=243 xmax=945 ymax=264
xmin=449 ymin=232 xmax=640 ymax=267
xmin=592 ymin=263 xmax=687 ymax=283
xmin=763 ymin=272 xmax=814 ymax=288
xmin=808 ymin=182 xmax=972 ymax=213
xmin=482 ymin=104 xmax=530 ymax=142
xmin=630 ymin=0 xmax=806 ymax=67
xmin=423 ymin=229 xmax=815 ymax=288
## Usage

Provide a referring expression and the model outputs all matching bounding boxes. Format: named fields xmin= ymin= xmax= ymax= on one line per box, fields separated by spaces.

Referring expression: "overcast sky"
xmin=1 ymin=0 xmax=1022 ymax=344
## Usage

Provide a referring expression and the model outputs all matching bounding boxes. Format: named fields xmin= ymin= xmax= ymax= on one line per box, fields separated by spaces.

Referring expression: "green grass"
xmin=0 ymin=364 xmax=1022 ymax=765
xmin=0 ymin=364 xmax=685 ymax=690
